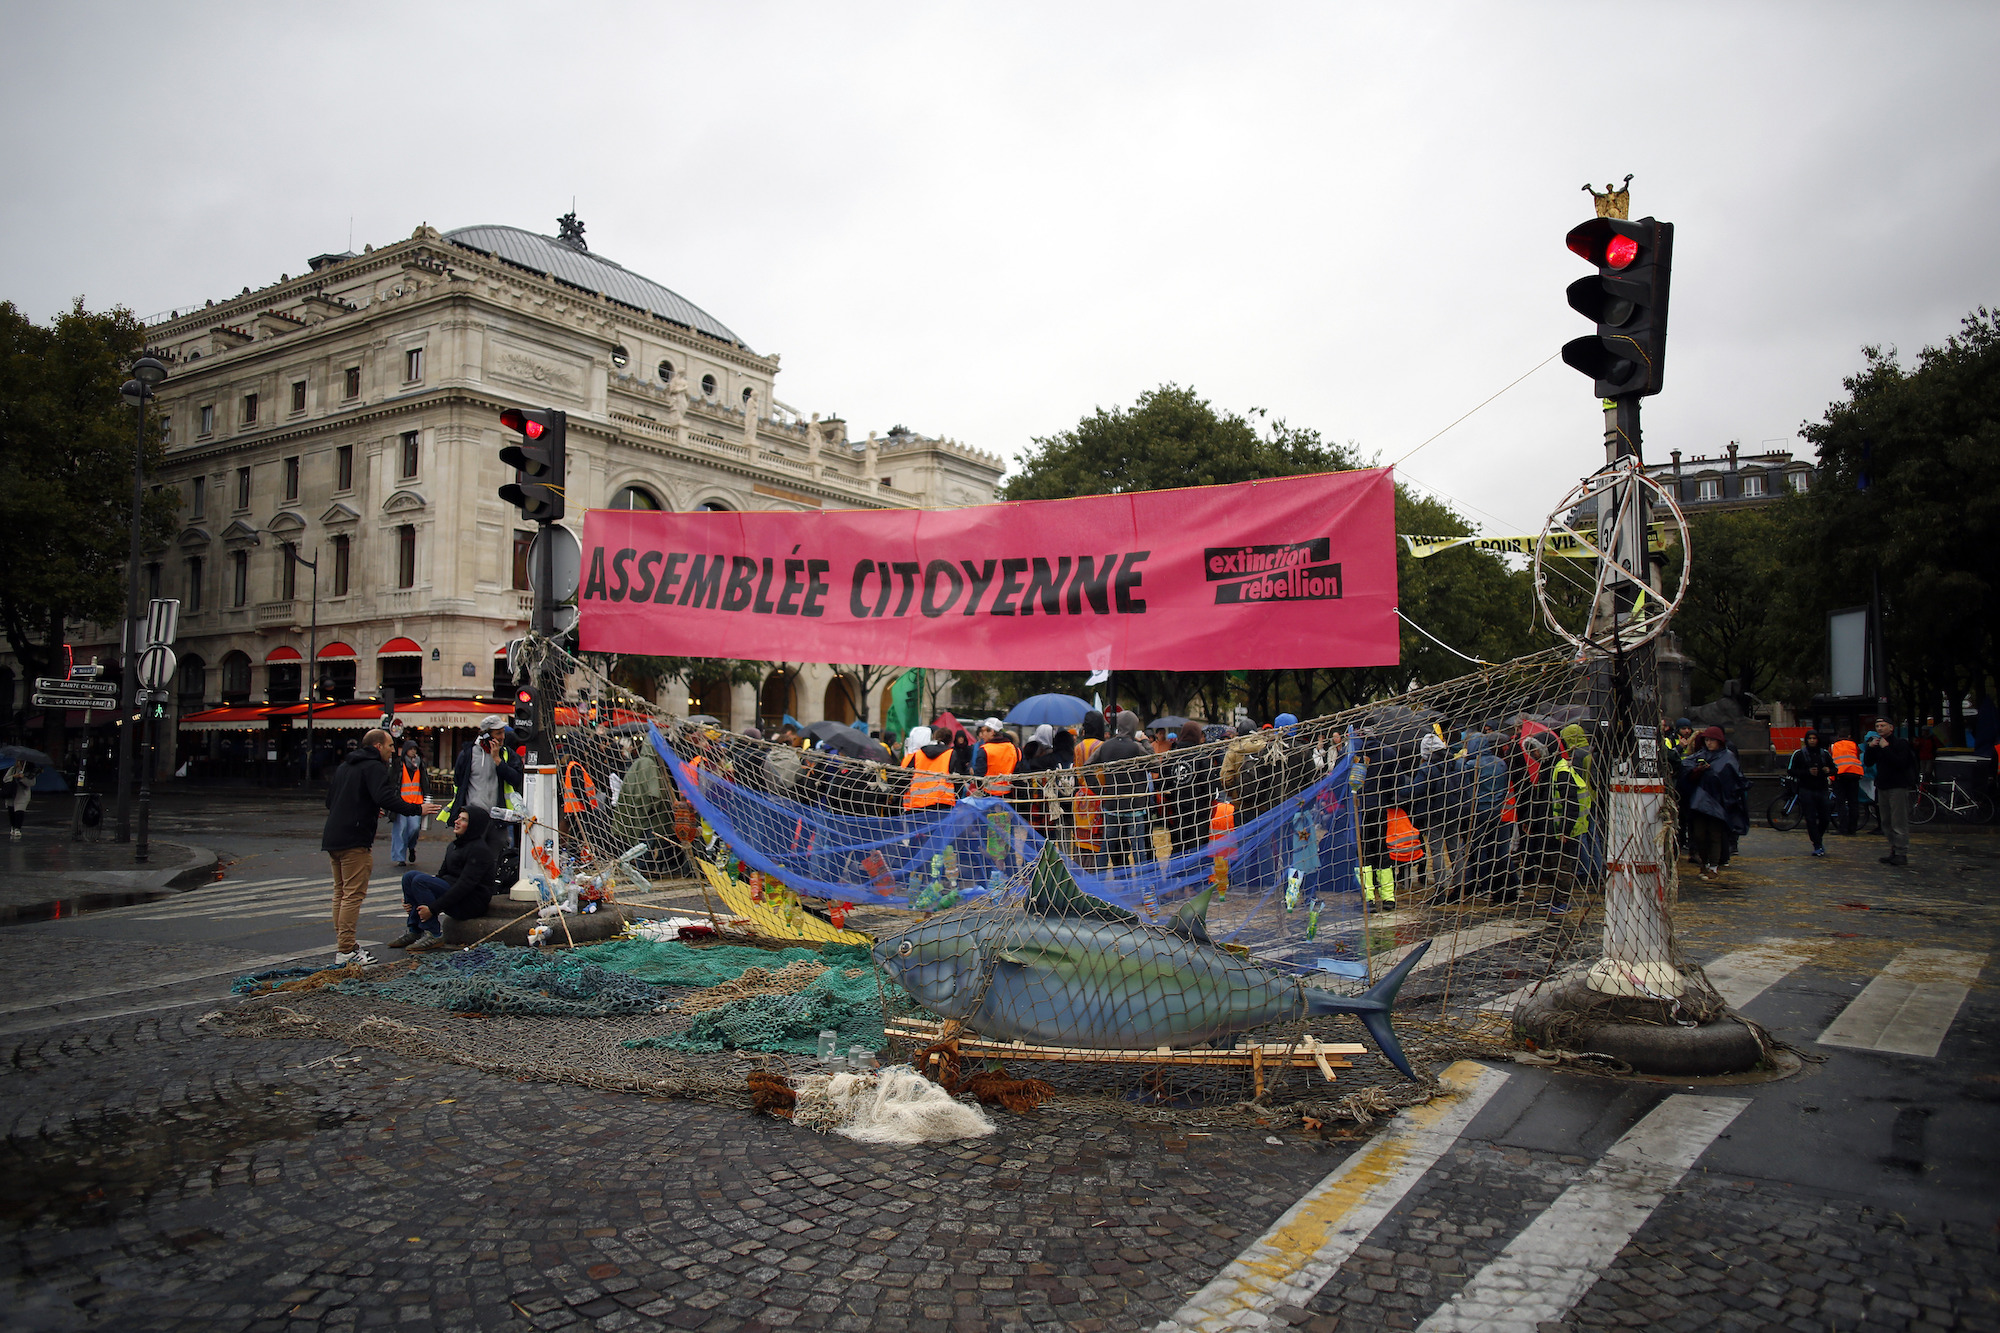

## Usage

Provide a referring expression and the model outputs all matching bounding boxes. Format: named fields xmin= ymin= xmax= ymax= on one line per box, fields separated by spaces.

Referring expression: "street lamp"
xmin=117 ymin=355 xmax=167 ymax=860
xmin=291 ymin=545 xmax=321 ymax=787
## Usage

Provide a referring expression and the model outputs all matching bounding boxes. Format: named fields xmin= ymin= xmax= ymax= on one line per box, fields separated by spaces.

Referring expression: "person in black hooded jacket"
xmin=391 ymin=804 xmax=499 ymax=949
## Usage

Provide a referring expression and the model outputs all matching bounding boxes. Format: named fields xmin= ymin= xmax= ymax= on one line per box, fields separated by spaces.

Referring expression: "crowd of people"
xmin=663 ymin=705 xmax=1610 ymax=918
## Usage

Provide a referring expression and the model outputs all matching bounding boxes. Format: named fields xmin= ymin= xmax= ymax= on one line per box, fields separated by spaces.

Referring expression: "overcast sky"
xmin=4 ymin=2 xmax=1994 ymax=536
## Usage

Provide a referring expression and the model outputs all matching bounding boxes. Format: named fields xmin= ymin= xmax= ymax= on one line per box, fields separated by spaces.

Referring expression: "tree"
xmin=0 ymin=300 xmax=178 ymax=690
xmin=1790 ymin=309 xmax=2000 ymax=731
xmin=827 ymin=662 xmax=905 ymax=728
xmin=1669 ymin=506 xmax=1802 ymax=704
xmin=1002 ymin=384 xmax=1356 ymax=501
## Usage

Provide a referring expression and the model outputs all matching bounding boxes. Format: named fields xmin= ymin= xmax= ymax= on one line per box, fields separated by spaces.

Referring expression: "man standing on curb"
xmin=324 ymin=726 xmax=441 ymax=966
xmin=1871 ymin=718 xmax=1918 ymax=868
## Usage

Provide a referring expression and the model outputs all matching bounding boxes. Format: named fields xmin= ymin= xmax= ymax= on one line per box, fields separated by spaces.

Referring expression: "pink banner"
xmin=579 ymin=468 xmax=1399 ymax=671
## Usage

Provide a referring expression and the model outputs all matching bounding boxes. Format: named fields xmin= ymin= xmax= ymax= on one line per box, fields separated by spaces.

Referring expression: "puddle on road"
xmin=0 ymin=1089 xmax=356 ymax=1231
xmin=0 ymin=891 xmax=174 ymax=925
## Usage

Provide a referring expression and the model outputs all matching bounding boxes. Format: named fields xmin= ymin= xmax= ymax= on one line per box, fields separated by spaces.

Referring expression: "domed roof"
xmin=443 ymin=224 xmax=747 ymax=349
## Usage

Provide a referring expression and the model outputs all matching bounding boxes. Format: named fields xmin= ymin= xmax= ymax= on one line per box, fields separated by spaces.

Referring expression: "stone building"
xmin=62 ymin=216 xmax=1003 ymax=778
xmin=1646 ymin=442 xmax=1815 ymax=512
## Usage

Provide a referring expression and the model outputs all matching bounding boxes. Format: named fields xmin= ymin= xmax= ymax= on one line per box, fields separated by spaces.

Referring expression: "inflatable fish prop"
xmin=875 ymin=845 xmax=1431 ymax=1078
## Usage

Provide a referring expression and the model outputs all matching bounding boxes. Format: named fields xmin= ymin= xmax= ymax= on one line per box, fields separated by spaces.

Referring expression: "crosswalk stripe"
xmin=118 ymin=877 xmax=406 ymax=921
xmin=1415 ymin=1094 xmax=1749 ymax=1332
xmin=1701 ymin=937 xmax=1821 ymax=1010
xmin=1155 ymin=1061 xmax=1508 ymax=1332
xmin=1817 ymin=948 xmax=1986 ymax=1057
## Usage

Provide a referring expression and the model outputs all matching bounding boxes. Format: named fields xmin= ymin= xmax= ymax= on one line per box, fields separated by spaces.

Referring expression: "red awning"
xmin=378 ymin=637 xmax=423 ymax=657
xmin=179 ymin=705 xmax=275 ymax=731
xmin=265 ymin=646 xmax=303 ymax=662
xmin=317 ymin=642 xmax=357 ymax=661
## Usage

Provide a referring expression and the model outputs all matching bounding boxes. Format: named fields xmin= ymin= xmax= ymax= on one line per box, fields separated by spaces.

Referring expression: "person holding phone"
xmin=446 ymin=716 xmax=522 ymax=856
xmin=1788 ymin=730 xmax=1835 ymax=857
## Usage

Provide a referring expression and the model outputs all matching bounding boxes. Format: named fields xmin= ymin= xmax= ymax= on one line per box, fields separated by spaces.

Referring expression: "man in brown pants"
xmin=323 ymin=727 xmax=440 ymax=965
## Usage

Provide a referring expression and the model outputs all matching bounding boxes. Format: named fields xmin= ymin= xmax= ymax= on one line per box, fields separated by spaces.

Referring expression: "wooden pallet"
xmin=885 ymin=1018 xmax=1361 ymax=1098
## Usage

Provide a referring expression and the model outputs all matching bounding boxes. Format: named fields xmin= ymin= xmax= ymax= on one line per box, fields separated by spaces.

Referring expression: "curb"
xmin=1512 ymin=983 xmax=1765 ymax=1077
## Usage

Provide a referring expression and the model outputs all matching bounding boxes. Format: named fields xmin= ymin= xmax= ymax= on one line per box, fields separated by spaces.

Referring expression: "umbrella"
xmin=1202 ymin=723 xmax=1233 ymax=744
xmin=1004 ymin=694 xmax=1092 ymax=727
xmin=683 ymin=714 xmax=720 ymax=726
xmin=0 ymin=745 xmax=54 ymax=769
xmin=1147 ymin=715 xmax=1190 ymax=732
xmin=821 ymin=727 xmax=891 ymax=762
xmin=612 ymin=721 xmax=654 ymax=736
xmin=802 ymin=719 xmax=854 ymax=742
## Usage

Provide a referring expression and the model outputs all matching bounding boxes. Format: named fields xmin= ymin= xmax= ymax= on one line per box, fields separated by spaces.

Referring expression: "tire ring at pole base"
xmin=1511 ymin=985 xmax=1765 ymax=1077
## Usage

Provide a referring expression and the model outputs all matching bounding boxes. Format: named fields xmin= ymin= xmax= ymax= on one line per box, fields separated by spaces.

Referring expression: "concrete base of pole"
xmin=1512 ymin=977 xmax=1764 ymax=1077
xmin=443 ymin=905 xmax=627 ymax=948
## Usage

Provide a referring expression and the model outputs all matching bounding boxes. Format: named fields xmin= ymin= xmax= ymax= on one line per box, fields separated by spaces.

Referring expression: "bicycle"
xmin=1766 ymin=778 xmax=1804 ymax=832
xmin=1911 ymin=777 xmax=1996 ymax=825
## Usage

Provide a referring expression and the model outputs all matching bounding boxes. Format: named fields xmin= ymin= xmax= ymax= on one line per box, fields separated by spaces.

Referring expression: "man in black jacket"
xmin=1788 ymin=730 xmax=1835 ymax=857
xmin=323 ymin=728 xmax=440 ymax=965
xmin=445 ymin=716 xmax=523 ymax=857
xmin=1082 ymin=712 xmax=1154 ymax=870
xmin=1871 ymin=718 xmax=1919 ymax=867
xmin=391 ymin=805 xmax=499 ymax=949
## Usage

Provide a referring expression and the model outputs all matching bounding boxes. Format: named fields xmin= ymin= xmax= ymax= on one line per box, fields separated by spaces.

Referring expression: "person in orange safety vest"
xmin=1830 ymin=732 xmax=1865 ymax=835
xmin=900 ymin=725 xmax=957 ymax=810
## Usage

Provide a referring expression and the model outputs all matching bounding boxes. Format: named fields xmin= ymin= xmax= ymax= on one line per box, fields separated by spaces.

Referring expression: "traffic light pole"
xmin=532 ymin=517 xmax=556 ymax=766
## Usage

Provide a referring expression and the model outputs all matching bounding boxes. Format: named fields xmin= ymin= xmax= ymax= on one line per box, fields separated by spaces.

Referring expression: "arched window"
xmin=697 ymin=499 xmax=733 ymax=513
xmin=220 ymin=651 xmax=252 ymax=704
xmin=610 ymin=345 xmax=629 ymax=368
xmin=609 ymin=486 xmax=663 ymax=511
xmin=700 ymin=373 xmax=717 ymax=397
xmin=176 ymin=654 xmax=206 ymax=710
xmin=759 ymin=670 xmax=797 ymax=729
xmin=657 ymin=358 xmax=673 ymax=382
xmin=823 ymin=675 xmax=856 ymax=725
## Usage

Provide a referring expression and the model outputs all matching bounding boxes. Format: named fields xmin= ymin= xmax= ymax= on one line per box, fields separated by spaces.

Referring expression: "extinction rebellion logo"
xmin=1205 ymin=538 xmax=1343 ymax=605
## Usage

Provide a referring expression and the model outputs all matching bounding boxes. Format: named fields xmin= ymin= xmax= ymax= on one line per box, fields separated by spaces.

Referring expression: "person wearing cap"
xmin=972 ymin=718 xmax=1020 ymax=798
xmin=1788 ymin=728 xmax=1835 ymax=857
xmin=1680 ymin=726 xmax=1747 ymax=879
xmin=445 ymin=715 xmax=523 ymax=857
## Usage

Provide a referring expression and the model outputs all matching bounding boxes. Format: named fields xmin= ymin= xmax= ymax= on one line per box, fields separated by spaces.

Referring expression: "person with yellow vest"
xmin=445 ymin=716 xmax=522 ymax=858
xmin=389 ymin=742 xmax=426 ymax=867
xmin=1546 ymin=752 xmax=1590 ymax=914
xmin=900 ymin=725 xmax=957 ymax=811
xmin=1830 ymin=731 xmax=1865 ymax=835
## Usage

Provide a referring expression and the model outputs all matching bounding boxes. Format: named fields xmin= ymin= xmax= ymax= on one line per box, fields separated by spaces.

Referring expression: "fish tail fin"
xmin=1306 ymin=938 xmax=1431 ymax=1080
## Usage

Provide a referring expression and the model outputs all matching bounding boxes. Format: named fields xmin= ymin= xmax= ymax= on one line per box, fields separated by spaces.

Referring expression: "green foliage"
xmin=982 ymin=383 xmax=1540 ymax=723
xmin=0 ymin=300 xmax=178 ymax=681
xmin=1672 ymin=505 xmax=1808 ymax=703
xmin=603 ymin=655 xmax=768 ymax=702
xmin=1002 ymin=384 xmax=1358 ymax=501
xmin=1788 ymin=308 xmax=2000 ymax=723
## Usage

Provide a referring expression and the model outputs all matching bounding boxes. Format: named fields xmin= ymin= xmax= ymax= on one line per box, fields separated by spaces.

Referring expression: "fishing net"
xmin=219 ymin=632 xmax=1721 ymax=1116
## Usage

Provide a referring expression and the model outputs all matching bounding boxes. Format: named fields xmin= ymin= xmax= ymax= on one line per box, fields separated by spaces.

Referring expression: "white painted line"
xmin=1377 ymin=923 xmax=1543 ymax=974
xmin=1156 ymin=1061 xmax=1508 ymax=1332
xmin=1701 ymin=937 xmax=1821 ymax=1010
xmin=1817 ymin=948 xmax=1986 ymax=1058
xmin=1417 ymin=1094 xmax=1749 ymax=1332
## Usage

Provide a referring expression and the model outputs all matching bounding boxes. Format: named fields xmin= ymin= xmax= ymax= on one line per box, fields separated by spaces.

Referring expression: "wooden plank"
xmin=884 ymin=1018 xmax=1356 ymax=1070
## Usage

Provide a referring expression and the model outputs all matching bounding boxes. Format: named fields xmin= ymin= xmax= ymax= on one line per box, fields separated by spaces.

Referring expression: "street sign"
xmin=35 ymin=677 xmax=117 ymax=697
xmin=32 ymin=692 xmax=118 ymax=711
xmin=528 ymin=524 xmax=582 ymax=602
xmin=71 ymin=664 xmax=104 ymax=679
xmin=145 ymin=598 xmax=181 ymax=647
xmin=136 ymin=644 xmax=178 ymax=691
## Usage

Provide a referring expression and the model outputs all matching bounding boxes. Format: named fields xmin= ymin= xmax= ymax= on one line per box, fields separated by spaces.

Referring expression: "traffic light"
xmin=512 ymin=684 xmax=538 ymax=744
xmin=381 ymin=686 xmax=397 ymax=721
xmin=1562 ymin=216 xmax=1673 ymax=398
xmin=498 ymin=407 xmax=567 ymax=523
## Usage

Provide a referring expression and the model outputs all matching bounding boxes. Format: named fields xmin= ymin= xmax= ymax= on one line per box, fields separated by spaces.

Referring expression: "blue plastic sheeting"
xmin=649 ymin=726 xmax=1364 ymax=950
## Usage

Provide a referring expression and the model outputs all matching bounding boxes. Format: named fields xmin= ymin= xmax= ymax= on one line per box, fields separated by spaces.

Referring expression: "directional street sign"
xmin=32 ymin=692 xmax=118 ymax=712
xmin=35 ymin=677 xmax=117 ymax=697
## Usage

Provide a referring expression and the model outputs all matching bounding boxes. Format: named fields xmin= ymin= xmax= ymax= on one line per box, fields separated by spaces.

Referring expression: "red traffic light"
xmin=1566 ymin=218 xmax=1645 ymax=270
xmin=500 ymin=408 xmax=545 ymax=439
xmin=516 ymin=688 xmax=534 ymax=706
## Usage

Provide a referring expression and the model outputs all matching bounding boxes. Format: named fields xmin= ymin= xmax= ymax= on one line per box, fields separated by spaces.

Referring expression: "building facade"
xmin=66 ymin=217 xmax=1003 ymax=776
xmin=1647 ymin=443 xmax=1814 ymax=513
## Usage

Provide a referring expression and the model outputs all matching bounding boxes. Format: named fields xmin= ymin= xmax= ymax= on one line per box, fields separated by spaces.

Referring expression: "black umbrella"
xmin=0 ymin=745 xmax=54 ymax=769
xmin=802 ymin=719 xmax=855 ymax=742
xmin=1147 ymin=715 xmax=1190 ymax=732
xmin=683 ymin=714 xmax=721 ymax=726
xmin=820 ymin=727 xmax=891 ymax=762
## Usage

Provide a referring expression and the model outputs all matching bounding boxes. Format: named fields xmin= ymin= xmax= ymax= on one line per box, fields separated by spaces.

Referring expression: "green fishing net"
xmin=335 ymin=945 xmax=667 ymax=1018
xmin=627 ymin=951 xmax=896 ymax=1055
xmin=568 ymin=938 xmax=864 ymax=988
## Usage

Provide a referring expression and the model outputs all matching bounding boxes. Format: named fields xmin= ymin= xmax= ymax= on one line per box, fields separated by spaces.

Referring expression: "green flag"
xmin=884 ymin=668 xmax=924 ymax=740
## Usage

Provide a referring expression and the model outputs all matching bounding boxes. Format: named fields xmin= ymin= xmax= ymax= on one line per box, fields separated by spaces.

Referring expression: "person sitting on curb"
xmin=392 ymin=805 xmax=499 ymax=951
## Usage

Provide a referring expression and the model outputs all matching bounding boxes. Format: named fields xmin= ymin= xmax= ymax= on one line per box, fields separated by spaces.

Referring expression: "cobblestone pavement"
xmin=0 ymin=821 xmax=1994 ymax=1332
